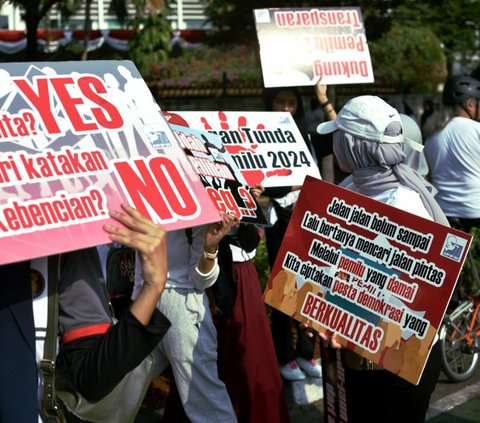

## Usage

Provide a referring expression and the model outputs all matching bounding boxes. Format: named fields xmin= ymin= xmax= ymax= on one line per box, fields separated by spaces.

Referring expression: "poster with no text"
xmin=0 ymin=60 xmax=219 ymax=266
xmin=253 ymin=7 xmax=374 ymax=87
xmin=264 ymin=177 xmax=472 ymax=384
xmin=164 ymin=110 xmax=321 ymax=188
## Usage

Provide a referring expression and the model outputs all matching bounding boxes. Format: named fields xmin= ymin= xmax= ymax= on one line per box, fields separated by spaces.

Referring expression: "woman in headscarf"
xmin=317 ymin=95 xmax=448 ymax=423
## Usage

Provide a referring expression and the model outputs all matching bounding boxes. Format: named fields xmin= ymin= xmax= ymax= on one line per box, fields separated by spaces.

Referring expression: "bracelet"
xmin=320 ymin=100 xmax=330 ymax=107
xmin=203 ymin=246 xmax=218 ymax=260
xmin=324 ymin=107 xmax=335 ymax=114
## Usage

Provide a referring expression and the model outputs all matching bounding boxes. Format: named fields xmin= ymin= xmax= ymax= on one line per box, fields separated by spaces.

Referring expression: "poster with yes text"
xmin=0 ymin=60 xmax=219 ymax=266
xmin=265 ymin=177 xmax=472 ymax=384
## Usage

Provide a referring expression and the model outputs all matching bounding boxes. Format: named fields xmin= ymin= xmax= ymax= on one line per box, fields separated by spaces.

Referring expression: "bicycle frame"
xmin=445 ymin=296 xmax=480 ymax=353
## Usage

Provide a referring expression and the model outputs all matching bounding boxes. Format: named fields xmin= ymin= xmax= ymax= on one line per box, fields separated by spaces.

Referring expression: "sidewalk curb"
xmin=426 ymin=380 xmax=480 ymax=420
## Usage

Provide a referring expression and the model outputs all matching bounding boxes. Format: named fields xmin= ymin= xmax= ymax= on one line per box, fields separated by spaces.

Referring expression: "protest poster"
xmin=164 ymin=111 xmax=321 ymax=188
xmin=264 ymin=176 xmax=472 ymax=384
xmin=169 ymin=124 xmax=267 ymax=224
xmin=253 ymin=7 xmax=374 ymax=88
xmin=0 ymin=60 xmax=220 ymax=265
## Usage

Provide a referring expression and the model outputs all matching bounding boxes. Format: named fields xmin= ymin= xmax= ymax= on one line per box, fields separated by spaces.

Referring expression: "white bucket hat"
xmin=317 ymin=95 xmax=423 ymax=152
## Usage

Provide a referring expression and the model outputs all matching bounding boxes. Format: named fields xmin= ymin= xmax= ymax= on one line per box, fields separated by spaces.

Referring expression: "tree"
xmin=3 ymin=0 xmax=64 ymax=59
xmin=203 ymin=0 xmax=406 ymax=45
xmin=369 ymin=23 xmax=447 ymax=92
xmin=126 ymin=0 xmax=171 ymax=76
xmin=392 ymin=0 xmax=480 ymax=75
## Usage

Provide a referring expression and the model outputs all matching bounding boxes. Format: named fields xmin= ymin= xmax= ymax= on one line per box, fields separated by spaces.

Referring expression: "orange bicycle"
xmin=439 ymin=218 xmax=480 ymax=382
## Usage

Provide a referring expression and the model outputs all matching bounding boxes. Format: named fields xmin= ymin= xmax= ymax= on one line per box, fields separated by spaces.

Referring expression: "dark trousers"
xmin=344 ymin=340 xmax=442 ymax=423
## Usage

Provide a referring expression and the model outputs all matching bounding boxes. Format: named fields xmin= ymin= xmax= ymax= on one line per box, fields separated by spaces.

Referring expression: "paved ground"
xmin=136 ymin=368 xmax=480 ymax=422
xmin=287 ymin=369 xmax=480 ymax=423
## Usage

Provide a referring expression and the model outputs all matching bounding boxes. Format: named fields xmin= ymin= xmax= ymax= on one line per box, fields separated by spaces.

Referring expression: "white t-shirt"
xmin=374 ymin=186 xmax=432 ymax=221
xmin=424 ymin=116 xmax=480 ymax=218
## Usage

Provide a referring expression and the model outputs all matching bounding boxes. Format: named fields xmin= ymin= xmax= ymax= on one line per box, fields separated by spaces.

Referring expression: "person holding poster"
xmin=261 ymin=82 xmax=335 ymax=381
xmin=317 ymin=95 xmax=449 ymax=423
xmin=0 ymin=204 xmax=170 ymax=422
xmin=132 ymin=213 xmax=240 ymax=423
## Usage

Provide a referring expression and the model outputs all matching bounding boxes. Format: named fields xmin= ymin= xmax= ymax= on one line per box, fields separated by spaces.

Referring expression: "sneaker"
xmin=280 ymin=360 xmax=306 ymax=381
xmin=296 ymin=357 xmax=322 ymax=378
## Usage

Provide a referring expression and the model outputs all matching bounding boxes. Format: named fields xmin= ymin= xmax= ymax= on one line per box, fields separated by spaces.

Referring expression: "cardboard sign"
xmin=164 ymin=111 xmax=321 ymax=188
xmin=253 ymin=7 xmax=374 ymax=87
xmin=169 ymin=124 xmax=267 ymax=224
xmin=264 ymin=177 xmax=472 ymax=384
xmin=0 ymin=61 xmax=220 ymax=265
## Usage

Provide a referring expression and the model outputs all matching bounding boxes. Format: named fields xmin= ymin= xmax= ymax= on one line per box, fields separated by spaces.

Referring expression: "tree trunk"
xmin=24 ymin=13 xmax=40 ymax=61
xmin=81 ymin=0 xmax=93 ymax=61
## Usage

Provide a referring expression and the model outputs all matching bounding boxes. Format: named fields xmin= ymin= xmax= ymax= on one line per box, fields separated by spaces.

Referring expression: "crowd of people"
xmin=1 ymin=70 xmax=478 ymax=423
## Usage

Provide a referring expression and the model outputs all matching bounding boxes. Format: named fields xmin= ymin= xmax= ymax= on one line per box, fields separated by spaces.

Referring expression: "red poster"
xmin=265 ymin=177 xmax=472 ymax=384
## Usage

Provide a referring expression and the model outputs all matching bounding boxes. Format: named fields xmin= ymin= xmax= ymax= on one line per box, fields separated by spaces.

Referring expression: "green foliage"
xmin=393 ymin=0 xmax=480 ymax=74
xmin=369 ymin=23 xmax=447 ymax=92
xmin=253 ymin=235 xmax=270 ymax=292
xmin=128 ymin=14 xmax=172 ymax=77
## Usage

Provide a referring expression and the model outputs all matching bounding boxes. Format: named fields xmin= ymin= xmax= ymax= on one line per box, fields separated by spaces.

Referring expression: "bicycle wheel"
xmin=439 ymin=309 xmax=480 ymax=383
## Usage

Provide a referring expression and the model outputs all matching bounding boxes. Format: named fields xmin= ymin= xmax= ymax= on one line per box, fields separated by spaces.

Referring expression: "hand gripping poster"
xmin=265 ymin=177 xmax=472 ymax=384
xmin=164 ymin=111 xmax=321 ymax=188
xmin=253 ymin=7 xmax=374 ymax=87
xmin=169 ymin=124 xmax=266 ymax=224
xmin=0 ymin=61 xmax=219 ymax=265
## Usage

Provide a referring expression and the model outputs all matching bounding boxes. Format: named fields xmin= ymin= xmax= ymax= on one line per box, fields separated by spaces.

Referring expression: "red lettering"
xmin=238 ymin=187 xmax=256 ymax=209
xmin=50 ymin=77 xmax=97 ymax=132
xmin=148 ymin=156 xmax=198 ymax=218
xmin=77 ymin=76 xmax=123 ymax=129
xmin=206 ymin=188 xmax=225 ymax=213
xmin=206 ymin=187 xmax=240 ymax=217
xmin=13 ymin=78 xmax=61 ymax=134
xmin=114 ymin=157 xmax=198 ymax=223
xmin=302 ymin=293 xmax=315 ymax=314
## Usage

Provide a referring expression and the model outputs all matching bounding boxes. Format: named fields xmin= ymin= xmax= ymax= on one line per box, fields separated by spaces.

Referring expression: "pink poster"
xmin=0 ymin=60 xmax=219 ymax=265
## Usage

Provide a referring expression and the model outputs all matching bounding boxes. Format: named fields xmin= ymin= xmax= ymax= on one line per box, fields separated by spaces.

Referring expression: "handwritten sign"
xmin=253 ymin=7 xmax=374 ymax=87
xmin=0 ymin=61 xmax=219 ymax=265
xmin=265 ymin=177 xmax=471 ymax=384
xmin=165 ymin=111 xmax=321 ymax=188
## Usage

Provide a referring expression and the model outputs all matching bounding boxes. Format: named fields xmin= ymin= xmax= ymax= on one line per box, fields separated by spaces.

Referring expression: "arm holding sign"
xmin=198 ymin=212 xmax=240 ymax=276
xmin=57 ymin=204 xmax=170 ymax=401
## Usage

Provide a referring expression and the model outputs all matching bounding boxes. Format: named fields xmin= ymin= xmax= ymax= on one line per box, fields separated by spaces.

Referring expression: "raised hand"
xmin=103 ymin=203 xmax=167 ymax=324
